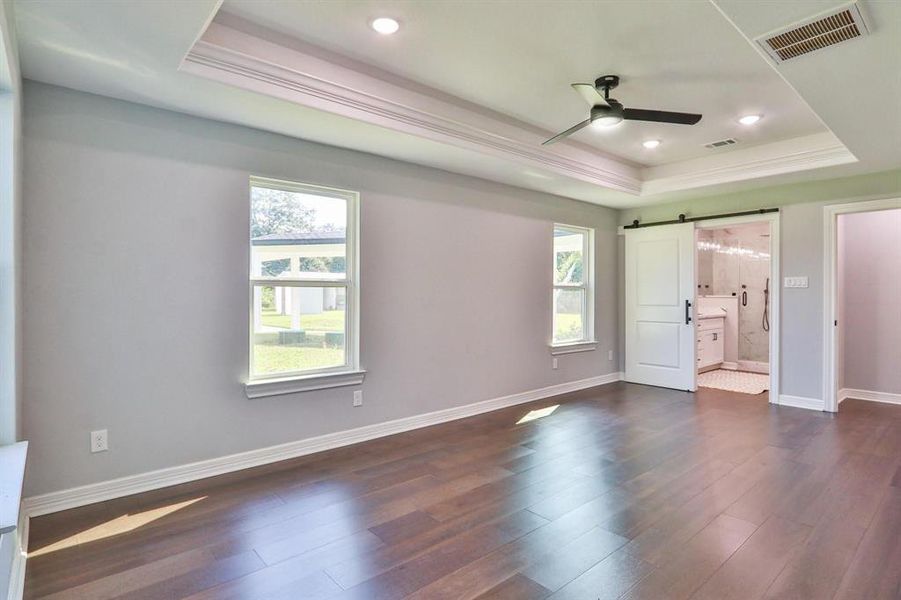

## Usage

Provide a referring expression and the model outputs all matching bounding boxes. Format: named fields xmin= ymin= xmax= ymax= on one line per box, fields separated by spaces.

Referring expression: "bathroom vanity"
xmin=697 ymin=314 xmax=725 ymax=371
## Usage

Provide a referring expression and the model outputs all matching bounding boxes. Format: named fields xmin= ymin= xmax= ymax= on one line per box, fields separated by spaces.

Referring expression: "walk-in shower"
xmin=697 ymin=222 xmax=771 ymax=373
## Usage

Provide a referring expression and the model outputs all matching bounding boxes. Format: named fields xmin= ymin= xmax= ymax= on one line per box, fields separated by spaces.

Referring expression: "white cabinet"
xmin=697 ymin=317 xmax=725 ymax=371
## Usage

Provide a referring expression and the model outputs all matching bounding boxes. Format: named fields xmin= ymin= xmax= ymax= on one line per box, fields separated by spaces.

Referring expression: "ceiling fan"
xmin=542 ymin=75 xmax=702 ymax=145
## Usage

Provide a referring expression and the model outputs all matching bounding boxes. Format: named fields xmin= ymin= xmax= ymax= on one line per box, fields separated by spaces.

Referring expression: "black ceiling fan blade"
xmin=623 ymin=108 xmax=702 ymax=125
xmin=542 ymin=119 xmax=591 ymax=145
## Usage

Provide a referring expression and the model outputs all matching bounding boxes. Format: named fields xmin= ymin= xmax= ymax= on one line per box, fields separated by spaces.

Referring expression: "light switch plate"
xmin=784 ymin=276 xmax=809 ymax=288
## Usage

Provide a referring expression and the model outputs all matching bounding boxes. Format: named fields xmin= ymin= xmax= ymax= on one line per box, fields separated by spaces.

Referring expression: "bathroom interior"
xmin=695 ymin=222 xmax=771 ymax=395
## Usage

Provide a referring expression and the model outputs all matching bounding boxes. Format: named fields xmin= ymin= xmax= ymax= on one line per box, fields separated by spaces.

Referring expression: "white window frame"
xmin=551 ymin=223 xmax=597 ymax=355
xmin=245 ymin=176 xmax=363 ymax=398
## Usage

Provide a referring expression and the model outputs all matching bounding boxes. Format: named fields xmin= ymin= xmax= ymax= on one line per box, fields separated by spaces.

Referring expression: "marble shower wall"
xmin=697 ymin=223 xmax=771 ymax=363
xmin=738 ymin=228 xmax=771 ymax=364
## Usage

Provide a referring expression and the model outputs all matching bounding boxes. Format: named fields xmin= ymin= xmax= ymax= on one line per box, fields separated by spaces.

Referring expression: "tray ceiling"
xmin=14 ymin=0 xmax=899 ymax=208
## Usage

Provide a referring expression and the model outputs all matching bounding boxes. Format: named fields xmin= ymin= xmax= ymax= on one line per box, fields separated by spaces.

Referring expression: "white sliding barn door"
xmin=625 ymin=223 xmax=696 ymax=391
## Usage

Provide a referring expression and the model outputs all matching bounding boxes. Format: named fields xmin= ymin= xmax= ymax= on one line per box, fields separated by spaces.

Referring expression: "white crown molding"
xmin=641 ymin=132 xmax=857 ymax=196
xmin=23 ymin=372 xmax=623 ymax=517
xmin=180 ymin=22 xmax=642 ymax=195
xmin=179 ymin=19 xmax=859 ymax=199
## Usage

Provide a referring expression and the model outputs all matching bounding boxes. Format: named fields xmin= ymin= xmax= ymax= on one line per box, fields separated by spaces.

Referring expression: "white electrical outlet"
xmin=90 ymin=429 xmax=108 ymax=453
xmin=552 ymin=358 xmax=558 ymax=370
xmin=353 ymin=390 xmax=363 ymax=407
xmin=608 ymin=350 xmax=614 ymax=361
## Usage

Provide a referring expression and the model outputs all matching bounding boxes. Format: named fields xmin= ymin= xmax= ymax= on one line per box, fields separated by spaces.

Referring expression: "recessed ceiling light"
xmin=590 ymin=115 xmax=623 ymax=129
xmin=739 ymin=114 xmax=762 ymax=125
xmin=371 ymin=17 xmax=400 ymax=35
xmin=642 ymin=139 xmax=661 ymax=149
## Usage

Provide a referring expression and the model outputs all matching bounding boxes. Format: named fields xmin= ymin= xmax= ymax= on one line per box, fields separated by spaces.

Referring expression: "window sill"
xmin=549 ymin=341 xmax=598 ymax=355
xmin=246 ymin=370 xmax=366 ymax=399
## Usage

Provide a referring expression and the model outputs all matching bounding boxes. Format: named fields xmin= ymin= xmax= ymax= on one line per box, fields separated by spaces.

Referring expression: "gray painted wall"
xmin=620 ymin=170 xmax=901 ymax=401
xmin=22 ymin=82 xmax=620 ymax=497
xmin=838 ymin=209 xmax=901 ymax=394
xmin=778 ymin=201 xmax=826 ymax=399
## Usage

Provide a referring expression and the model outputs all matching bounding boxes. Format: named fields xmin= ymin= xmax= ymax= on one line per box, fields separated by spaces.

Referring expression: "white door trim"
xmin=822 ymin=197 xmax=901 ymax=413
xmin=693 ymin=212 xmax=780 ymax=405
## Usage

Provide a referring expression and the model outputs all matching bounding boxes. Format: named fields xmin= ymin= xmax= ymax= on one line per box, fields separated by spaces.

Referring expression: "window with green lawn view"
xmin=553 ymin=224 xmax=594 ymax=345
xmin=250 ymin=177 xmax=358 ymax=380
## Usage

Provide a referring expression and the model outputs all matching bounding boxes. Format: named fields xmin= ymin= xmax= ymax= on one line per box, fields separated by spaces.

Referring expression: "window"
xmin=552 ymin=224 xmax=595 ymax=350
xmin=247 ymin=177 xmax=361 ymax=394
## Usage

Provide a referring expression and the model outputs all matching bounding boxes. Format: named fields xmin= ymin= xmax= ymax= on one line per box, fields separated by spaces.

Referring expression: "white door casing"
xmin=822 ymin=197 xmax=901 ymax=412
xmin=625 ymin=223 xmax=696 ymax=390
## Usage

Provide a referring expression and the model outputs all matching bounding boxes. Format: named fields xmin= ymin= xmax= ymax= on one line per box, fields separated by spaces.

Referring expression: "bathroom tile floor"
xmin=698 ymin=369 xmax=769 ymax=395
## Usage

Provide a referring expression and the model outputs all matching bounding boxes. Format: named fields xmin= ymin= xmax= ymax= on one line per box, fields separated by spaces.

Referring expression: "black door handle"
xmin=742 ymin=291 xmax=747 ymax=306
xmin=685 ymin=300 xmax=692 ymax=325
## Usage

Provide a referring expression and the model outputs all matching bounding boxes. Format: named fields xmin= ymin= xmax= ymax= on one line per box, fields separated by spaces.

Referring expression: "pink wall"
xmin=838 ymin=208 xmax=901 ymax=395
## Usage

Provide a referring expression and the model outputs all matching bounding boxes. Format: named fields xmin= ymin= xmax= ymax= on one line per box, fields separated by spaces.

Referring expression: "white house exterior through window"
xmin=246 ymin=177 xmax=362 ymax=396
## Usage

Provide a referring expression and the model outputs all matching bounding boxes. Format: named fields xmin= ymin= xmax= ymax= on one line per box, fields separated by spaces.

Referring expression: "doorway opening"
xmin=694 ymin=220 xmax=774 ymax=400
xmin=823 ymin=198 xmax=901 ymax=412
xmin=622 ymin=212 xmax=779 ymax=400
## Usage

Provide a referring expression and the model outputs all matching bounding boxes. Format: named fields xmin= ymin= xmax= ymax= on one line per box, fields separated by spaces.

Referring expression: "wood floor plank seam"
xmin=24 ymin=389 xmax=901 ymax=600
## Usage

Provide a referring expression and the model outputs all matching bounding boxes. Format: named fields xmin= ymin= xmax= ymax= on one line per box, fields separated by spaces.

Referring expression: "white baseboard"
xmin=839 ymin=388 xmax=901 ymax=406
xmin=719 ymin=361 xmax=769 ymax=374
xmin=778 ymin=394 xmax=824 ymax=411
xmin=23 ymin=372 xmax=624 ymax=518
xmin=738 ymin=360 xmax=769 ymax=374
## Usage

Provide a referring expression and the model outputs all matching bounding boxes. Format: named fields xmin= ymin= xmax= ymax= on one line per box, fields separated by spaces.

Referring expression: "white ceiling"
xmin=223 ymin=0 xmax=827 ymax=167
xmin=714 ymin=0 xmax=901 ymax=172
xmin=11 ymin=0 xmax=901 ymax=209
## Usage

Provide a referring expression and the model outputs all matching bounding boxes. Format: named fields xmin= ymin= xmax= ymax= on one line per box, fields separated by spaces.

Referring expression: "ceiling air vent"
xmin=756 ymin=2 xmax=869 ymax=63
xmin=705 ymin=138 xmax=738 ymax=149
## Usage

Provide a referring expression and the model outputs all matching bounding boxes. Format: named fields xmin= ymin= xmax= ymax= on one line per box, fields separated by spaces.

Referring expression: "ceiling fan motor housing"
xmin=591 ymin=101 xmax=623 ymax=121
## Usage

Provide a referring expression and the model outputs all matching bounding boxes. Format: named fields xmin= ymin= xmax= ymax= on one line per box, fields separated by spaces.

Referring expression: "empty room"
xmin=1 ymin=1 xmax=900 ymax=599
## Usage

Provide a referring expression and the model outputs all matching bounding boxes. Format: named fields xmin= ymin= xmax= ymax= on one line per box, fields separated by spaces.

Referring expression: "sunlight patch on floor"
xmin=516 ymin=404 xmax=559 ymax=424
xmin=28 ymin=496 xmax=207 ymax=557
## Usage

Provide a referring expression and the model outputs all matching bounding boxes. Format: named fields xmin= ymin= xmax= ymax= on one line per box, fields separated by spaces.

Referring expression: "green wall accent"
xmin=620 ymin=168 xmax=901 ymax=225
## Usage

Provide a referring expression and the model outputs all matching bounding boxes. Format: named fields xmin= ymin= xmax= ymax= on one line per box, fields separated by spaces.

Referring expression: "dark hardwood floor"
xmin=25 ymin=383 xmax=901 ymax=599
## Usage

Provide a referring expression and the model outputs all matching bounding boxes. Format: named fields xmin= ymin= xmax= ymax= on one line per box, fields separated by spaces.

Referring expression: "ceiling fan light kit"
xmin=590 ymin=105 xmax=624 ymax=128
xmin=543 ymin=74 xmax=703 ymax=145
